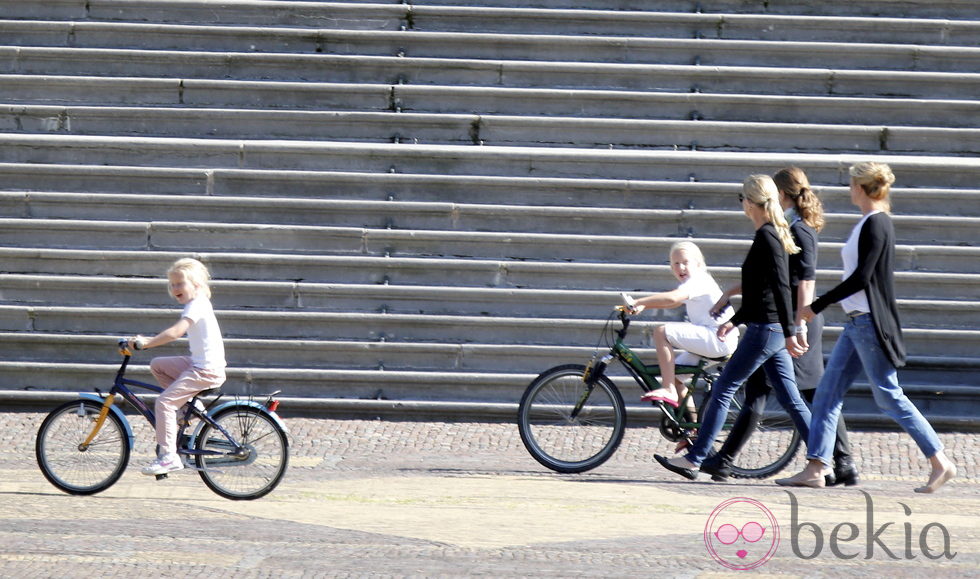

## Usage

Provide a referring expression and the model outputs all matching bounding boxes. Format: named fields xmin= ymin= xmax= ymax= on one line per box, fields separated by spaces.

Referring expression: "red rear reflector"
xmin=267 ymin=400 xmax=279 ymax=412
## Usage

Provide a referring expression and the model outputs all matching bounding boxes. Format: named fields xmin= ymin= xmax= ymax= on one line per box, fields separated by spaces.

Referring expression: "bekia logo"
xmin=705 ymin=492 xmax=956 ymax=569
xmin=704 ymin=497 xmax=779 ymax=570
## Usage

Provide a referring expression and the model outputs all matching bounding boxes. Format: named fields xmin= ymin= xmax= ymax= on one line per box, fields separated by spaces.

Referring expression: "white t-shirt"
xmin=677 ymin=271 xmax=731 ymax=328
xmin=182 ymin=295 xmax=225 ymax=371
xmin=839 ymin=211 xmax=880 ymax=314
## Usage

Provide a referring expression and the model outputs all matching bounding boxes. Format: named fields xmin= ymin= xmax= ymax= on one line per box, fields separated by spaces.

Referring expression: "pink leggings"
xmin=149 ymin=356 xmax=225 ymax=456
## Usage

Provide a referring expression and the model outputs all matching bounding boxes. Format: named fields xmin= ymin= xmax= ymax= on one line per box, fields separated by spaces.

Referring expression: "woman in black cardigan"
xmin=654 ymin=174 xmax=811 ymax=481
xmin=776 ymin=162 xmax=956 ymax=493
xmin=701 ymin=167 xmax=857 ymax=485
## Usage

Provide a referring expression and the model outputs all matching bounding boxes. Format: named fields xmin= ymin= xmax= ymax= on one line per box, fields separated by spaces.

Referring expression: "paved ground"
xmin=1 ymin=409 xmax=978 ymax=577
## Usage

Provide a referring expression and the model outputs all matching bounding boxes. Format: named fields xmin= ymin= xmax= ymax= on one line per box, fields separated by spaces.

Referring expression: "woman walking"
xmin=776 ymin=162 xmax=956 ymax=492
xmin=701 ymin=168 xmax=857 ymax=485
xmin=654 ymin=175 xmax=811 ymax=481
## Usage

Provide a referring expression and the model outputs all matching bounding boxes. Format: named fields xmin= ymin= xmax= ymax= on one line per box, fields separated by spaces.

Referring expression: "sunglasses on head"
xmin=714 ymin=522 xmax=766 ymax=544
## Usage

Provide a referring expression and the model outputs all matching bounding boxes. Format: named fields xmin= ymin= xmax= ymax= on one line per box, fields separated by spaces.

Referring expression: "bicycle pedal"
xmin=155 ymin=473 xmax=168 ymax=481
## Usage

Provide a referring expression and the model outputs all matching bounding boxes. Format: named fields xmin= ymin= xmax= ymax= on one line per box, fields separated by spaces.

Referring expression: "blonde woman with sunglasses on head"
xmin=655 ymin=175 xmax=811 ymax=481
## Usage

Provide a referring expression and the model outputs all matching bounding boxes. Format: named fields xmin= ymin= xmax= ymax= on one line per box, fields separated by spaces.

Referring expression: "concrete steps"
xmin=0 ymin=301 xmax=978 ymax=358
xmin=0 ymin=340 xmax=975 ymax=422
xmin=4 ymin=191 xmax=980 ymax=248
xmin=5 ymin=76 xmax=978 ymax=128
xmin=5 ymin=135 xmax=980 ymax=187
xmin=5 ymin=105 xmax=980 ymax=155
xmin=7 ymin=20 xmax=980 ymax=72
xmin=7 ymin=1 xmax=980 ymax=42
xmin=404 ymin=0 xmax=980 ymax=20
xmin=1 ymin=163 xmax=978 ymax=216
xmin=3 ymin=247 xmax=978 ymax=301
xmin=3 ymin=216 xmax=980 ymax=273
xmin=1 ymin=0 xmax=978 ymax=423
xmin=5 ymin=46 xmax=980 ymax=98
xmin=2 ymin=273 xmax=978 ymax=330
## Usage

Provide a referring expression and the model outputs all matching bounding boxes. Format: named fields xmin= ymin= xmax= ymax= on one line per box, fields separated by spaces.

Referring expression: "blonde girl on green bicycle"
xmin=624 ymin=241 xmax=738 ymax=412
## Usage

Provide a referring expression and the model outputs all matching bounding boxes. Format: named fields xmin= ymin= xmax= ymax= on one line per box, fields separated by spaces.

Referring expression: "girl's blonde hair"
xmin=668 ymin=240 xmax=707 ymax=271
xmin=743 ymin=174 xmax=800 ymax=255
xmin=168 ymin=257 xmax=212 ymax=298
xmin=773 ymin=166 xmax=825 ymax=233
xmin=849 ymin=161 xmax=895 ymax=212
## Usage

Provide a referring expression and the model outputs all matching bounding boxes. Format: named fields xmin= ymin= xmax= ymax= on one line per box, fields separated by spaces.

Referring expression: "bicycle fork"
xmin=78 ymin=393 xmax=117 ymax=451
xmin=575 ymin=354 xmax=613 ymax=418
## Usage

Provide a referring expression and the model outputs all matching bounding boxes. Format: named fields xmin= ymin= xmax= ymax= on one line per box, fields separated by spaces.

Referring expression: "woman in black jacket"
xmin=701 ymin=168 xmax=856 ymax=485
xmin=776 ymin=162 xmax=956 ymax=493
xmin=654 ymin=174 xmax=811 ymax=481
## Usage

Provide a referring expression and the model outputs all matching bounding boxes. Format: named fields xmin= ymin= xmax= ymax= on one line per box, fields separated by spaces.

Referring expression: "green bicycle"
xmin=517 ymin=306 xmax=801 ymax=477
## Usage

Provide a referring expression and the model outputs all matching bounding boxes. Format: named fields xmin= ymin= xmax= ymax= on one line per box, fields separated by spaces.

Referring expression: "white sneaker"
xmin=141 ymin=453 xmax=184 ymax=476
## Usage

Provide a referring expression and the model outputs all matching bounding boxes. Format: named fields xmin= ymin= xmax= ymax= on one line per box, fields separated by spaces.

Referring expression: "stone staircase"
xmin=0 ymin=0 xmax=978 ymax=426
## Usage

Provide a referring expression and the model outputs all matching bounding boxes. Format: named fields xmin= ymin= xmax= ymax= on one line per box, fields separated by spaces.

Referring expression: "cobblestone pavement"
xmin=1 ymin=410 xmax=978 ymax=577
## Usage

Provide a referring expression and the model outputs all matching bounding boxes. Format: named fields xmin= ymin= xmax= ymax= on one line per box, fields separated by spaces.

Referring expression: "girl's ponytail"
xmin=774 ymin=166 xmax=824 ymax=232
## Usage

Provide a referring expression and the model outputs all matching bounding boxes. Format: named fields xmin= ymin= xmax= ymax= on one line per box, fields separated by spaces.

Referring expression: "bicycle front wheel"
xmin=195 ymin=405 xmax=289 ymax=500
xmin=36 ymin=400 xmax=131 ymax=495
xmin=518 ymin=364 xmax=626 ymax=474
xmin=727 ymin=389 xmax=802 ymax=479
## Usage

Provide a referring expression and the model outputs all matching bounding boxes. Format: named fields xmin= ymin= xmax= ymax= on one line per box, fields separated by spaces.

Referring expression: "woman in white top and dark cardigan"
xmin=777 ymin=162 xmax=957 ymax=493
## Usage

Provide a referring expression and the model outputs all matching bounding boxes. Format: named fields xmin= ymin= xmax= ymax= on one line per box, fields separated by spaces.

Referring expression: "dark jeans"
xmin=685 ymin=323 xmax=811 ymax=466
xmin=715 ymin=371 xmax=853 ymax=466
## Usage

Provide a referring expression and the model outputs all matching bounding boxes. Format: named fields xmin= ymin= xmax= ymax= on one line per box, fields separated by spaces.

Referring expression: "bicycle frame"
xmin=79 ymin=342 xmax=248 ymax=461
xmin=584 ymin=309 xmax=720 ymax=431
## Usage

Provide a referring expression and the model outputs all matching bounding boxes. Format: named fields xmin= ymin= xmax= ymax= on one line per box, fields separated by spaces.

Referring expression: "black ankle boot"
xmin=829 ymin=458 xmax=860 ymax=487
xmin=700 ymin=454 xmax=732 ymax=482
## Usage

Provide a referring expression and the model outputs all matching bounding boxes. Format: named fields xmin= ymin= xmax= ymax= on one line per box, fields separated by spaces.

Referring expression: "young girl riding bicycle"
xmin=624 ymin=241 xmax=738 ymax=413
xmin=128 ymin=258 xmax=226 ymax=476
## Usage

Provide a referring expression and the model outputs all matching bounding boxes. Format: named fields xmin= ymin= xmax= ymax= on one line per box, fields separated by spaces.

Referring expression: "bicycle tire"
xmin=727 ymin=389 xmax=802 ymax=479
xmin=35 ymin=400 xmax=131 ymax=495
xmin=518 ymin=364 xmax=626 ymax=474
xmin=195 ymin=405 xmax=289 ymax=500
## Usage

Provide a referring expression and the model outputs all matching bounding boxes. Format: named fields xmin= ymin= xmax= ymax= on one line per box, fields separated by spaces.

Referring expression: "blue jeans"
xmin=806 ymin=314 xmax=942 ymax=465
xmin=686 ymin=323 xmax=811 ymax=466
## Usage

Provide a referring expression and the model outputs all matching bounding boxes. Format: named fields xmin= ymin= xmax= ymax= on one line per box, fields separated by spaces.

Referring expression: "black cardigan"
xmin=730 ymin=222 xmax=796 ymax=338
xmin=810 ymin=212 xmax=906 ymax=368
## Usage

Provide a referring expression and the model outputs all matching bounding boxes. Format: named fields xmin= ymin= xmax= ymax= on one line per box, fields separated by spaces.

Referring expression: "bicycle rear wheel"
xmin=195 ymin=405 xmax=288 ymax=500
xmin=518 ymin=364 xmax=626 ymax=474
xmin=35 ymin=400 xmax=131 ymax=495
xmin=727 ymin=389 xmax=802 ymax=479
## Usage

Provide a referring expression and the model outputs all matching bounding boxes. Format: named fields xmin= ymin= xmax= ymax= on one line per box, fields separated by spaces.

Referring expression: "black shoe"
xmin=700 ymin=455 xmax=732 ymax=482
xmin=654 ymin=454 xmax=699 ymax=481
xmin=829 ymin=460 xmax=860 ymax=487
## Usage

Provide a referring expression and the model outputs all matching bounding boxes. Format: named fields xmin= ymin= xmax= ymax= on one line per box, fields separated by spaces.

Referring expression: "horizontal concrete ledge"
xmin=6 ymin=21 xmax=980 ymax=72
xmin=1 ymin=248 xmax=978 ymax=302
xmin=6 ymin=105 xmax=980 ymax=154
xmin=404 ymin=0 xmax=980 ymax=19
xmin=3 ymin=163 xmax=980 ymax=217
xmin=2 ymin=217 xmax=979 ymax=274
xmin=2 ymin=389 xmax=977 ymax=430
xmin=4 ymin=46 xmax=980 ymax=99
xmin=2 ymin=274 xmax=979 ymax=331
xmin=5 ymin=75 xmax=979 ymax=125
xmin=7 ymin=2 xmax=980 ymax=43
xmin=5 ymin=192 xmax=980 ymax=245
xmin=5 ymin=135 xmax=980 ymax=186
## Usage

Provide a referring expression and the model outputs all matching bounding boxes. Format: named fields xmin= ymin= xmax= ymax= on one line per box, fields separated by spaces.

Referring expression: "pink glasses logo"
xmin=705 ymin=497 xmax=780 ymax=570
